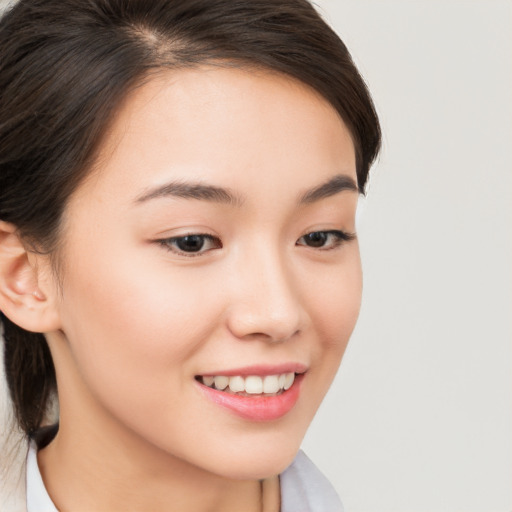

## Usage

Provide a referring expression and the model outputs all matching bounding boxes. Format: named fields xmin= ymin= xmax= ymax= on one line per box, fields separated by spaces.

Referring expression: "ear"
xmin=0 ymin=221 xmax=61 ymax=333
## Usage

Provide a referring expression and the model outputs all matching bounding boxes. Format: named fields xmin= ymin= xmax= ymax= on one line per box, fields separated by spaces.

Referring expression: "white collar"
xmin=26 ymin=441 xmax=57 ymax=512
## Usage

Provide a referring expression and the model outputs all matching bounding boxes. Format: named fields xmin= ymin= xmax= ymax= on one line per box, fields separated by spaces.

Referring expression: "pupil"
xmin=306 ymin=232 xmax=327 ymax=247
xmin=177 ymin=235 xmax=204 ymax=252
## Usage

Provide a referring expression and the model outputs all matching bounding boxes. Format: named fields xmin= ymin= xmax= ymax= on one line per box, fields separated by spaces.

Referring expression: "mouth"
xmin=195 ymin=372 xmax=296 ymax=397
xmin=195 ymin=368 xmax=306 ymax=421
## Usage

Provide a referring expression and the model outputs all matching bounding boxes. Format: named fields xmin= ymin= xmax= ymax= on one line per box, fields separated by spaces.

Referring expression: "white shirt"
xmin=26 ymin=442 xmax=56 ymax=512
xmin=26 ymin=443 xmax=343 ymax=512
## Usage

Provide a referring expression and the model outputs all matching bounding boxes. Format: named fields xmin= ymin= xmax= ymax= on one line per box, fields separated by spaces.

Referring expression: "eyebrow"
xmin=298 ymin=174 xmax=358 ymax=204
xmin=135 ymin=181 xmax=243 ymax=206
xmin=134 ymin=173 xmax=358 ymax=206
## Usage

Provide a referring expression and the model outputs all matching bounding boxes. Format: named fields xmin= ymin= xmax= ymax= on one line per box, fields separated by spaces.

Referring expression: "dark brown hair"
xmin=0 ymin=0 xmax=381 ymax=437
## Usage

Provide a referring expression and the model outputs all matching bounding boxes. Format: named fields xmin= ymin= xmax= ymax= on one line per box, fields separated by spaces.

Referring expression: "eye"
xmin=158 ymin=234 xmax=222 ymax=256
xmin=297 ymin=230 xmax=355 ymax=250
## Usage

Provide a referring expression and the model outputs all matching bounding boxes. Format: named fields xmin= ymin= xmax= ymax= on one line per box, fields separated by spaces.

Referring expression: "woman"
xmin=0 ymin=0 xmax=380 ymax=510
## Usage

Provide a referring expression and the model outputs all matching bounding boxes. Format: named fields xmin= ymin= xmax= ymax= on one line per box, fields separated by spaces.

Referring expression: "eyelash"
xmin=157 ymin=234 xmax=221 ymax=257
xmin=156 ymin=230 xmax=355 ymax=257
xmin=296 ymin=230 xmax=356 ymax=250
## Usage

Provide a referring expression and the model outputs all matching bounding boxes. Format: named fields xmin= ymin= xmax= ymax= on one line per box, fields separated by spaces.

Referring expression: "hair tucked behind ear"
xmin=0 ymin=0 xmax=381 ymax=438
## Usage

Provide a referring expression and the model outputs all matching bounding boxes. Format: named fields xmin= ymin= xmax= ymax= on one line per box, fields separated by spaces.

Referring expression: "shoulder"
xmin=280 ymin=450 xmax=344 ymax=512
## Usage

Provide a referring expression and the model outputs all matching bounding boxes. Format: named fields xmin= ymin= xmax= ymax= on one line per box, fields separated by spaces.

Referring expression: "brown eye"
xmin=302 ymin=231 xmax=328 ymax=247
xmin=297 ymin=230 xmax=355 ymax=250
xmin=175 ymin=235 xmax=207 ymax=252
xmin=159 ymin=234 xmax=222 ymax=255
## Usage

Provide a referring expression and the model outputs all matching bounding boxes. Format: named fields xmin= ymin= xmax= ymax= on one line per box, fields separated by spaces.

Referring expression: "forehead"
xmin=76 ymin=66 xmax=356 ymax=206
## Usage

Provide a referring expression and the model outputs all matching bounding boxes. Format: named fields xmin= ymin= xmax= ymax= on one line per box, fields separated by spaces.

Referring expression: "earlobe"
xmin=0 ymin=221 xmax=61 ymax=333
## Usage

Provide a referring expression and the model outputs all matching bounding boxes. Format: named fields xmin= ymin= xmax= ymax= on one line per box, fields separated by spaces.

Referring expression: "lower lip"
xmin=197 ymin=374 xmax=304 ymax=421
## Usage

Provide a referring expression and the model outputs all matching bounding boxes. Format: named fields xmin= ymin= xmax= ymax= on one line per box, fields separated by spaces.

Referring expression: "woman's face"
xmin=48 ymin=67 xmax=361 ymax=479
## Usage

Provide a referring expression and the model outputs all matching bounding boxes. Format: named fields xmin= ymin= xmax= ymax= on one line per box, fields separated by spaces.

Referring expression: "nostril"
xmin=238 ymin=329 xmax=300 ymax=344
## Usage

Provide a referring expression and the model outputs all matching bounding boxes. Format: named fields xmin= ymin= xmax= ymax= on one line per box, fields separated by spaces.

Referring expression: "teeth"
xmin=263 ymin=375 xmax=279 ymax=394
xmin=201 ymin=372 xmax=296 ymax=395
xmin=203 ymin=376 xmax=215 ymax=387
xmin=228 ymin=376 xmax=245 ymax=393
xmin=284 ymin=372 xmax=294 ymax=390
xmin=214 ymin=376 xmax=229 ymax=390
xmin=245 ymin=376 xmax=263 ymax=394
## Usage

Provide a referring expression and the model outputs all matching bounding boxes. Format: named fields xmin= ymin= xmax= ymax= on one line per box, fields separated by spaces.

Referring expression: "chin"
xmin=199 ymin=431 xmax=305 ymax=481
xmin=187 ymin=401 xmax=320 ymax=480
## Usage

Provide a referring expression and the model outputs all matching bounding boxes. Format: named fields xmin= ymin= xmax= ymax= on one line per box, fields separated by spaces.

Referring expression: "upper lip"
xmin=197 ymin=362 xmax=308 ymax=377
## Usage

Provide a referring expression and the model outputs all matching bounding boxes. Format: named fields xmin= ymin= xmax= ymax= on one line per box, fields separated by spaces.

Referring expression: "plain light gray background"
xmin=302 ymin=1 xmax=512 ymax=511
xmin=0 ymin=0 xmax=510 ymax=511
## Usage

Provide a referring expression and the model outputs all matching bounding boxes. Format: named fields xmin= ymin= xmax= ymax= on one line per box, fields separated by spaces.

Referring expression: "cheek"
xmin=56 ymin=247 xmax=222 ymax=416
xmin=305 ymin=248 xmax=362 ymax=378
xmin=311 ymin=249 xmax=362 ymax=340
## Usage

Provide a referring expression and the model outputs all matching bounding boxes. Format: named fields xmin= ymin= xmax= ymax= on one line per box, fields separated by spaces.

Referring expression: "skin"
xmin=7 ymin=67 xmax=362 ymax=511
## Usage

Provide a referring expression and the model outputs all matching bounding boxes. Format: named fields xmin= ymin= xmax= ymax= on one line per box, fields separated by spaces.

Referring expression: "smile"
xmin=196 ymin=369 xmax=305 ymax=421
xmin=197 ymin=373 xmax=295 ymax=396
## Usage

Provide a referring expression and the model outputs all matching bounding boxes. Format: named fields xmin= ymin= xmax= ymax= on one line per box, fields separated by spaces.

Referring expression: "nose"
xmin=225 ymin=247 xmax=305 ymax=343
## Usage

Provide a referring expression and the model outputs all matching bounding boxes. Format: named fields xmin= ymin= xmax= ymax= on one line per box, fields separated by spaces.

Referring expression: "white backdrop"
xmin=302 ymin=1 xmax=512 ymax=511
